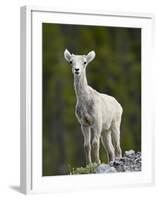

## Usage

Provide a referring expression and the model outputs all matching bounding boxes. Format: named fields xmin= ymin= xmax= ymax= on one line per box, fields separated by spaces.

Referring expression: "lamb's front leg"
xmin=92 ymin=129 xmax=101 ymax=164
xmin=81 ymin=125 xmax=92 ymax=165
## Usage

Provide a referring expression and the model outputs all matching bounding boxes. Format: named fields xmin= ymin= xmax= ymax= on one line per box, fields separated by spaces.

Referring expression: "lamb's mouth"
xmin=75 ymin=72 xmax=80 ymax=75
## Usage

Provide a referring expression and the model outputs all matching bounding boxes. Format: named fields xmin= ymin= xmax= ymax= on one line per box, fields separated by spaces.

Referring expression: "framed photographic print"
xmin=20 ymin=6 xmax=154 ymax=194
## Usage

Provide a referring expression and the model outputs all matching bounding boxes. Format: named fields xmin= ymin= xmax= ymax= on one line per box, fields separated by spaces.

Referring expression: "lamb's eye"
xmin=70 ymin=61 xmax=72 ymax=64
xmin=84 ymin=61 xmax=87 ymax=65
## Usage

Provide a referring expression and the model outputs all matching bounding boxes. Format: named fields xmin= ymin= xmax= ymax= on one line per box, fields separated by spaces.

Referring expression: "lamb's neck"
xmin=74 ymin=72 xmax=89 ymax=101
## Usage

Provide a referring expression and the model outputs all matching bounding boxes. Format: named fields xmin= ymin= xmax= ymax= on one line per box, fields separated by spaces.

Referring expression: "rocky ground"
xmin=71 ymin=150 xmax=141 ymax=174
xmin=96 ymin=150 xmax=141 ymax=173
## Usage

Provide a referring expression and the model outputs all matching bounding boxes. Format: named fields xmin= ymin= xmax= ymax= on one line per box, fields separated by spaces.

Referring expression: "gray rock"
xmin=124 ymin=150 xmax=135 ymax=157
xmin=95 ymin=150 xmax=142 ymax=174
xmin=113 ymin=160 xmax=121 ymax=166
xmin=95 ymin=164 xmax=117 ymax=173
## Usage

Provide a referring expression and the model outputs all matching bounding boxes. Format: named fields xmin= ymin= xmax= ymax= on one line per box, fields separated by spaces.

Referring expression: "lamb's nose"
xmin=75 ymin=68 xmax=79 ymax=71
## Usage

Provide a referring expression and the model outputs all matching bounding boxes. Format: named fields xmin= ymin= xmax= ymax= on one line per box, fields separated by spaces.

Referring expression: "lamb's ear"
xmin=64 ymin=49 xmax=71 ymax=62
xmin=86 ymin=50 xmax=96 ymax=63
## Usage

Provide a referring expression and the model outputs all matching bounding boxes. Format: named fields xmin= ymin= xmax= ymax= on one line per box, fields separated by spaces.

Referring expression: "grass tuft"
xmin=70 ymin=163 xmax=100 ymax=175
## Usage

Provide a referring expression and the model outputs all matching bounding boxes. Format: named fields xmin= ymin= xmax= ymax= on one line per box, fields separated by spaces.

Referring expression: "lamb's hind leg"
xmin=101 ymin=130 xmax=115 ymax=162
xmin=111 ymin=121 xmax=122 ymax=158
xmin=81 ymin=125 xmax=92 ymax=165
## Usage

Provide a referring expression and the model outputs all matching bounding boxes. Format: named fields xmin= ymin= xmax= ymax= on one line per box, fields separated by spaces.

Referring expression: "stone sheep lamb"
xmin=64 ymin=49 xmax=123 ymax=165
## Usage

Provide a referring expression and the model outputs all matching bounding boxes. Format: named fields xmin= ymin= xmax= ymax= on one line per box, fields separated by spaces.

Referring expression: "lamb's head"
xmin=64 ymin=49 xmax=95 ymax=77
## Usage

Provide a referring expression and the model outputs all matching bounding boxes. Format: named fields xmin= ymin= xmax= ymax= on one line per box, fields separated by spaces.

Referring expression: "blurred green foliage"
xmin=42 ymin=23 xmax=141 ymax=176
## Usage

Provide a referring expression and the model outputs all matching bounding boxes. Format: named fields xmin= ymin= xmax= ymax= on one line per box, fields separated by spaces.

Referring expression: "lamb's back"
xmin=89 ymin=87 xmax=122 ymax=121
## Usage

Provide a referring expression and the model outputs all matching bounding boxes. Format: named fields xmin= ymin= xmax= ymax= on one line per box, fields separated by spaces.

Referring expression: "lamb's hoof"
xmin=90 ymin=161 xmax=101 ymax=165
xmin=96 ymin=160 xmax=101 ymax=165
